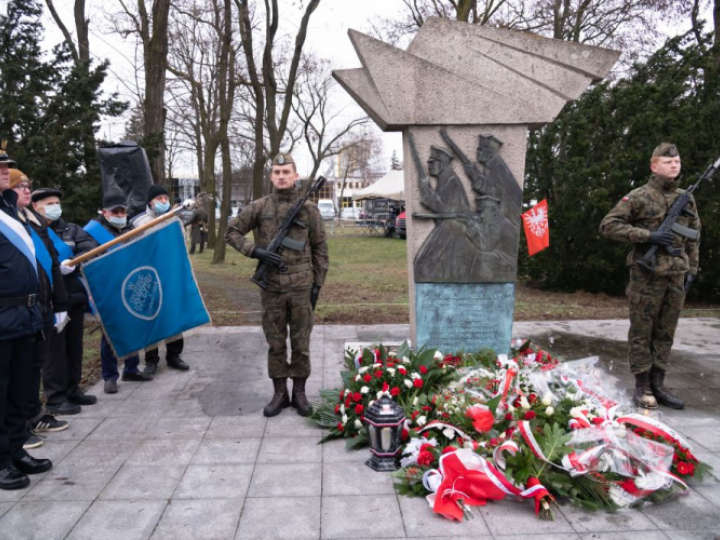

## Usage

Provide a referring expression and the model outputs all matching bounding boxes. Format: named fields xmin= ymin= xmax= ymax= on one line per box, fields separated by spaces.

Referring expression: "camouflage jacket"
xmin=225 ymin=187 xmax=329 ymax=292
xmin=599 ymin=174 xmax=700 ymax=276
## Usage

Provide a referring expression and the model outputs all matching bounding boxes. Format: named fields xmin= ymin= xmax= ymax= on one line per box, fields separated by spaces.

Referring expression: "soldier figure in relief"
xmin=600 ymin=143 xmax=700 ymax=410
xmin=225 ymin=153 xmax=329 ymax=417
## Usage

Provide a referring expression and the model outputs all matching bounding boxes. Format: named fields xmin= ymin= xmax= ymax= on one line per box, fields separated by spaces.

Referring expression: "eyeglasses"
xmin=14 ymin=183 xmax=32 ymax=192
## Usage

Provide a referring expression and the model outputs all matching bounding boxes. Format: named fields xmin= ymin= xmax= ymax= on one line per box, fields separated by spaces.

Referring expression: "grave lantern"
xmin=364 ymin=395 xmax=405 ymax=471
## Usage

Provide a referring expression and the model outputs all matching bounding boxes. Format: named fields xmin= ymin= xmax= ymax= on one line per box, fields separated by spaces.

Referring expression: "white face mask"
xmin=44 ymin=204 xmax=62 ymax=221
xmin=108 ymin=216 xmax=127 ymax=229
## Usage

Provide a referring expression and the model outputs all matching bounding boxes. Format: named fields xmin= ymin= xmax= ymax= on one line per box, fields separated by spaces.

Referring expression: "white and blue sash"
xmin=0 ymin=208 xmax=38 ymax=278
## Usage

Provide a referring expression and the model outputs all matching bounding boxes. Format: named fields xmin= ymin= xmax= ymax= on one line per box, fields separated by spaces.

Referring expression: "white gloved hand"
xmin=54 ymin=311 xmax=69 ymax=331
xmin=60 ymin=259 xmax=76 ymax=275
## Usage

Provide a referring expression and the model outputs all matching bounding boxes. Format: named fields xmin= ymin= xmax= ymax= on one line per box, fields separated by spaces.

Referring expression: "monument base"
xmin=415 ymin=283 xmax=515 ymax=355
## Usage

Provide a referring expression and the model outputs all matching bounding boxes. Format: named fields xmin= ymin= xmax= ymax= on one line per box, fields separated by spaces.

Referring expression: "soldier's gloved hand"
xmin=60 ymin=259 xmax=76 ymax=276
xmin=684 ymin=273 xmax=697 ymax=294
xmin=648 ymin=231 xmax=673 ymax=246
xmin=310 ymin=284 xmax=321 ymax=311
xmin=252 ymin=247 xmax=283 ymax=268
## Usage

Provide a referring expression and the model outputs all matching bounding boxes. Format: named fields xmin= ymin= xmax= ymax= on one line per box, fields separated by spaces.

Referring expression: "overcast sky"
xmin=19 ymin=0 xmax=712 ymax=178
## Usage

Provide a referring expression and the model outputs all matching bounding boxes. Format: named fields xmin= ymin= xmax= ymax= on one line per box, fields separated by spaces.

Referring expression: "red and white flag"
xmin=522 ymin=199 xmax=550 ymax=256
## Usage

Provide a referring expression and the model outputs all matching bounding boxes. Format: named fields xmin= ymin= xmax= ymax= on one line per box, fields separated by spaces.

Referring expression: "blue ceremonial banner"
xmin=81 ymin=218 xmax=210 ymax=357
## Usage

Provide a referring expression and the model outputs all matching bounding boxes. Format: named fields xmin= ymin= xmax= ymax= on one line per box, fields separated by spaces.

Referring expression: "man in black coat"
xmin=0 ymin=153 xmax=53 ymax=490
xmin=32 ymin=188 xmax=98 ymax=414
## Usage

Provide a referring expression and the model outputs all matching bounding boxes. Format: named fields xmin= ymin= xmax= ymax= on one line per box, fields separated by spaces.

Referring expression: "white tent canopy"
xmin=353 ymin=169 xmax=405 ymax=201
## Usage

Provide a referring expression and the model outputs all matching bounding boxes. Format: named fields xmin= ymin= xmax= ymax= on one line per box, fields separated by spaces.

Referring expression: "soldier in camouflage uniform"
xmin=600 ymin=143 xmax=700 ymax=410
xmin=225 ymin=153 xmax=328 ymax=417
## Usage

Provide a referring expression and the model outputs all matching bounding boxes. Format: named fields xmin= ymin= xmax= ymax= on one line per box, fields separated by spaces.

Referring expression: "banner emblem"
xmin=122 ymin=266 xmax=162 ymax=320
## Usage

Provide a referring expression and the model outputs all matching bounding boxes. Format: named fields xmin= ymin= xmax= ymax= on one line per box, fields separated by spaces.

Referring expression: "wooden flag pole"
xmin=67 ymin=207 xmax=185 ymax=266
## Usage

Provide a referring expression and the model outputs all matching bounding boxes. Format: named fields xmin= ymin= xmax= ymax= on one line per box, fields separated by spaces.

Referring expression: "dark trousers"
xmin=189 ymin=241 xmax=205 ymax=254
xmin=0 ymin=336 xmax=34 ymax=469
xmin=100 ymin=335 xmax=139 ymax=381
xmin=260 ymin=289 xmax=313 ymax=379
xmin=27 ymin=324 xmax=54 ymax=421
xmin=43 ymin=304 xmax=85 ymax=407
xmin=145 ymin=337 xmax=184 ymax=365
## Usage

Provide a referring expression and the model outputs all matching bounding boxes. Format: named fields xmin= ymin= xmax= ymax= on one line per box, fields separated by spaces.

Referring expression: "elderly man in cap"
xmin=9 ymin=172 xmax=74 ymax=450
xmin=84 ymin=192 xmax=151 ymax=393
xmin=132 ymin=184 xmax=190 ymax=375
xmin=225 ymin=152 xmax=328 ymax=418
xmin=32 ymin=187 xmax=98 ymax=414
xmin=601 ymin=143 xmax=700 ymax=410
xmin=0 ymin=151 xmax=53 ymax=490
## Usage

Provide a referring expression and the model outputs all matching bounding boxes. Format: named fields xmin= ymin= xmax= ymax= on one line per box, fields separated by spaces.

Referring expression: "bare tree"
xmin=45 ymin=0 xmax=90 ymax=66
xmin=235 ymin=0 xmax=321 ymax=200
xmin=335 ymin=130 xmax=383 ymax=221
xmin=292 ymin=55 xmax=370 ymax=184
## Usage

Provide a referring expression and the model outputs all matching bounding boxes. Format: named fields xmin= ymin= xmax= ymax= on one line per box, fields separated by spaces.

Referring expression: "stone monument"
xmin=333 ymin=17 xmax=620 ymax=354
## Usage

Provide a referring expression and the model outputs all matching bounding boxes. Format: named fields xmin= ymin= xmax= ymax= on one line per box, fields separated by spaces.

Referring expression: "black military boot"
xmin=633 ymin=371 xmax=658 ymax=409
xmin=649 ymin=366 xmax=685 ymax=409
xmin=291 ymin=378 xmax=313 ymax=417
xmin=263 ymin=378 xmax=290 ymax=417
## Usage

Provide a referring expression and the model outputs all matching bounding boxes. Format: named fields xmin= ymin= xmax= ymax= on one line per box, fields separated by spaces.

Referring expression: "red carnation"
xmin=374 ymin=370 xmax=383 ymax=379
xmin=417 ymin=450 xmax=435 ymax=467
xmin=334 ymin=404 xmax=340 ymax=414
xmin=591 ymin=417 xmax=604 ymax=425
xmin=466 ymin=406 xmax=494 ymax=433
xmin=355 ymin=404 xmax=364 ymax=414
xmin=401 ymin=428 xmax=409 ymax=442
xmin=420 ymin=365 xmax=428 ymax=374
xmin=339 ymin=390 xmax=344 ymax=400
xmin=391 ymin=387 xmax=400 ymax=396
xmin=505 ymin=413 xmax=513 ymax=421
xmin=524 ymin=411 xmax=536 ymax=420
xmin=489 ymin=438 xmax=499 ymax=446
xmin=353 ymin=392 xmax=362 ymax=402
xmin=363 ymin=374 xmax=372 ymax=383
xmin=398 ymin=367 xmax=407 ymax=375
xmin=677 ymin=461 xmax=695 ymax=476
xmin=528 ymin=393 xmax=537 ymax=404
xmin=345 ymin=397 xmax=351 ymax=408
xmin=386 ymin=361 xmax=395 ymax=368
xmin=413 ymin=379 xmax=423 ymax=389
xmin=382 ymin=381 xmax=389 ymax=392
xmin=422 ymin=406 xmax=432 ymax=411
xmin=337 ymin=423 xmax=344 ymax=432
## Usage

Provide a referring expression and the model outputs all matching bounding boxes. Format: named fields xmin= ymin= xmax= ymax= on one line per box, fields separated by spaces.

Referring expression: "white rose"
xmin=368 ymin=400 xmax=375 ymax=407
xmin=388 ymin=351 xmax=397 ymax=358
xmin=545 ymin=406 xmax=554 ymax=416
xmin=413 ymin=396 xmax=419 ymax=406
xmin=404 ymin=379 xmax=413 ymax=389
xmin=387 ymin=368 xmax=396 ymax=376
xmin=342 ymin=414 xmax=348 ymax=424
xmin=417 ymin=415 xmax=427 ymax=426
xmin=402 ymin=356 xmax=411 ymax=364
xmin=520 ymin=397 xmax=531 ymax=410
xmin=355 ymin=374 xmax=361 ymax=382
xmin=499 ymin=433 xmax=506 ymax=440
xmin=360 ymin=386 xmax=369 ymax=394
xmin=411 ymin=372 xmax=421 ymax=379
xmin=443 ymin=427 xmax=455 ymax=440
xmin=507 ymin=404 xmax=515 ymax=412
xmin=372 ymin=363 xmax=382 ymax=369
xmin=358 ymin=366 xmax=369 ymax=374
xmin=376 ymin=391 xmax=383 ymax=399
xmin=541 ymin=393 xmax=553 ymax=406
xmin=434 ymin=350 xmax=443 ymax=360
xmin=354 ymin=419 xmax=362 ymax=429
xmin=570 ymin=407 xmax=583 ymax=418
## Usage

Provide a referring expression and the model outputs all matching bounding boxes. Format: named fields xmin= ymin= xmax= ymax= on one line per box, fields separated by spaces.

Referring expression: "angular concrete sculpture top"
xmin=333 ymin=17 xmax=621 ymax=131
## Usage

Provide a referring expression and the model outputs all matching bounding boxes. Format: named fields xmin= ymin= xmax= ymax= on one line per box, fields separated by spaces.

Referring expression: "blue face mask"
xmin=44 ymin=204 xmax=62 ymax=221
xmin=108 ymin=216 xmax=127 ymax=229
xmin=154 ymin=201 xmax=171 ymax=215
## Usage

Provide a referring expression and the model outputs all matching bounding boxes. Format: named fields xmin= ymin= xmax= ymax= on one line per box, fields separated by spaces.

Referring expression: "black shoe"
xmin=22 ymin=433 xmax=43 ymax=450
xmin=633 ymin=372 xmax=658 ymax=409
xmin=167 ymin=356 xmax=189 ymax=371
xmin=13 ymin=454 xmax=52 ymax=475
xmin=263 ymin=378 xmax=290 ymax=417
xmin=68 ymin=393 xmax=97 ymax=406
xmin=31 ymin=414 xmax=69 ymax=433
xmin=144 ymin=362 xmax=158 ymax=377
xmin=0 ymin=466 xmax=29 ymax=490
xmin=291 ymin=378 xmax=313 ymax=417
xmin=104 ymin=380 xmax=118 ymax=394
xmin=122 ymin=372 xmax=153 ymax=382
xmin=45 ymin=401 xmax=81 ymax=416
xmin=649 ymin=367 xmax=685 ymax=409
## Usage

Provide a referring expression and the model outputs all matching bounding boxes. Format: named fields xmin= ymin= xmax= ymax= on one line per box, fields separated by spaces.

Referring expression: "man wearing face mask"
xmin=132 ymin=185 xmax=190 ymax=375
xmin=600 ymin=143 xmax=700 ymax=411
xmin=83 ymin=193 xmax=151 ymax=393
xmin=9 ymin=171 xmax=72 ymax=448
xmin=32 ymin=188 xmax=98 ymax=416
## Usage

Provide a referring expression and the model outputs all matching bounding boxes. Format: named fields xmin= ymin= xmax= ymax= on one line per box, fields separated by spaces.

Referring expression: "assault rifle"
xmin=637 ymin=156 xmax=720 ymax=273
xmin=250 ymin=176 xmax=326 ymax=290
xmin=408 ymin=133 xmax=427 ymax=183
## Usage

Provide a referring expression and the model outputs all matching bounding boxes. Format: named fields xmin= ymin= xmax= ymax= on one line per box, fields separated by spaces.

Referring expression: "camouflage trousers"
xmin=260 ymin=288 xmax=313 ymax=379
xmin=626 ymin=268 xmax=685 ymax=374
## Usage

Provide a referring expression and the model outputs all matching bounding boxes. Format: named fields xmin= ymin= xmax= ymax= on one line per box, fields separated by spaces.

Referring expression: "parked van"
xmin=317 ymin=199 xmax=335 ymax=220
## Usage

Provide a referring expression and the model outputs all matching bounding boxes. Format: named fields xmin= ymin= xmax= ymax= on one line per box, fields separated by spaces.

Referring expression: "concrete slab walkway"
xmin=1 ymin=319 xmax=719 ymax=539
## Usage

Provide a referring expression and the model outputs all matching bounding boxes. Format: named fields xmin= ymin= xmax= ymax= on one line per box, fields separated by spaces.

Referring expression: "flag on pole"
xmin=81 ymin=218 xmax=210 ymax=357
xmin=522 ymin=199 xmax=550 ymax=256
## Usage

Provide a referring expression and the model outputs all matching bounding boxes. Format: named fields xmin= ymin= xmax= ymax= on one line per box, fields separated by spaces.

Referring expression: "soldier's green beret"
xmin=429 ymin=146 xmax=452 ymax=164
xmin=652 ymin=143 xmax=679 ymax=158
xmin=272 ymin=153 xmax=295 ymax=166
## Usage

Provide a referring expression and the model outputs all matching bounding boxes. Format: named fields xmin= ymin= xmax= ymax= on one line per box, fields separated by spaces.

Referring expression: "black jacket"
xmin=86 ymin=215 xmax=134 ymax=246
xmin=0 ymin=189 xmax=43 ymax=340
xmin=49 ymin=217 xmax=96 ymax=309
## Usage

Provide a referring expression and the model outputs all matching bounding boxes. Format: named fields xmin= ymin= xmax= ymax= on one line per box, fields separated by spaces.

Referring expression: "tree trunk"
xmin=201 ymin=140 xmax=219 ymax=247
xmin=142 ymin=0 xmax=172 ymax=189
xmin=713 ymin=0 xmax=720 ymax=65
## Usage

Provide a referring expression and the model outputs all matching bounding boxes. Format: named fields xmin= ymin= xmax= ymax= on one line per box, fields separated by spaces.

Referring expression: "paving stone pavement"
xmin=1 ymin=319 xmax=719 ymax=539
